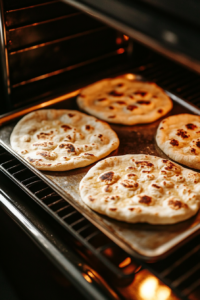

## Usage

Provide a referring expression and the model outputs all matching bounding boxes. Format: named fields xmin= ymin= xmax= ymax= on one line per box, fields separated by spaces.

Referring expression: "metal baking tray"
xmin=0 ymin=79 xmax=200 ymax=260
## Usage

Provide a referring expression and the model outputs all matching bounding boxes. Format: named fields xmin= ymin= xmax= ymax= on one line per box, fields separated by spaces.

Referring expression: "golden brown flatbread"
xmin=77 ymin=74 xmax=173 ymax=125
xmin=10 ymin=109 xmax=119 ymax=171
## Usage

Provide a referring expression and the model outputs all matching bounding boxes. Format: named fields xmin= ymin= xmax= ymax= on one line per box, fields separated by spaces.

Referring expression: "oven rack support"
xmin=0 ymin=143 xmax=137 ymax=281
xmin=0 ymin=183 xmax=122 ymax=300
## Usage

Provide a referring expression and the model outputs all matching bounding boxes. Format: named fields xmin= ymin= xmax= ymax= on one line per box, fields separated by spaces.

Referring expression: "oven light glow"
xmin=87 ymin=271 xmax=95 ymax=278
xmin=139 ymin=276 xmax=171 ymax=300
xmin=126 ymin=74 xmax=135 ymax=80
xmin=123 ymin=35 xmax=129 ymax=40
xmin=82 ymin=273 xmax=92 ymax=283
xmin=117 ymin=48 xmax=125 ymax=54
xmin=119 ymin=257 xmax=131 ymax=268
xmin=157 ymin=286 xmax=171 ymax=300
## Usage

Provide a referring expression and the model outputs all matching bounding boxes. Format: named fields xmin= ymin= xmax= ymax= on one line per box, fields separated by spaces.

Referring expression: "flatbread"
xmin=77 ymin=74 xmax=173 ymax=125
xmin=156 ymin=114 xmax=200 ymax=170
xmin=79 ymin=154 xmax=200 ymax=224
xmin=10 ymin=109 xmax=119 ymax=171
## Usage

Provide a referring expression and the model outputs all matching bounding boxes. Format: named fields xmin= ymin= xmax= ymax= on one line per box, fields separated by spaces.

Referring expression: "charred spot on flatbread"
xmin=196 ymin=141 xmax=200 ymax=148
xmin=37 ymin=131 xmax=54 ymax=139
xmin=99 ymin=171 xmax=114 ymax=182
xmin=120 ymin=180 xmax=139 ymax=189
xmin=109 ymin=208 xmax=117 ymax=211
xmin=68 ymin=113 xmax=75 ymax=118
xmin=176 ymin=129 xmax=190 ymax=139
xmin=115 ymin=100 xmax=126 ymax=105
xmin=88 ymin=195 xmax=95 ymax=202
xmin=127 ymin=105 xmax=137 ymax=111
xmin=185 ymin=123 xmax=197 ymax=130
xmin=59 ymin=143 xmax=75 ymax=153
xmin=135 ymin=161 xmax=154 ymax=169
xmin=61 ymin=125 xmax=71 ymax=131
xmin=97 ymin=98 xmax=106 ymax=102
xmin=134 ymin=91 xmax=147 ymax=97
xmin=138 ymin=195 xmax=152 ymax=205
xmin=137 ymin=100 xmax=151 ymax=105
xmin=168 ymin=199 xmax=187 ymax=210
xmin=83 ymin=153 xmax=94 ymax=156
xmin=158 ymin=109 xmax=163 ymax=113
xmin=170 ymin=139 xmax=179 ymax=146
xmin=109 ymin=90 xmax=124 ymax=97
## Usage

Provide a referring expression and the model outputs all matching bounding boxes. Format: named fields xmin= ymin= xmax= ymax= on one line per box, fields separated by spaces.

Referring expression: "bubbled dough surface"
xmin=80 ymin=154 xmax=200 ymax=224
xmin=156 ymin=114 xmax=200 ymax=170
xmin=77 ymin=75 xmax=173 ymax=125
xmin=10 ymin=109 xmax=119 ymax=171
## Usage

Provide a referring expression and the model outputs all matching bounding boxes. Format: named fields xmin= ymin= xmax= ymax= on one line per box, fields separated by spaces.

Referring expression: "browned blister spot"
xmin=160 ymin=127 xmax=164 ymax=130
xmin=104 ymin=185 xmax=111 ymax=192
xmin=61 ymin=125 xmax=71 ymax=131
xmin=196 ymin=141 xmax=200 ymax=148
xmin=109 ymin=106 xmax=114 ymax=110
xmin=109 ymin=90 xmax=124 ymax=97
xmin=137 ymin=100 xmax=151 ymax=105
xmin=85 ymin=125 xmax=91 ymax=130
xmin=138 ymin=195 xmax=152 ymax=205
xmin=127 ymin=173 xmax=137 ymax=179
xmin=84 ymin=153 xmax=94 ymax=156
xmin=120 ymin=180 xmax=139 ymax=189
xmin=37 ymin=131 xmax=54 ymax=140
xmin=158 ymin=109 xmax=163 ymax=113
xmin=64 ymin=135 xmax=72 ymax=141
xmin=162 ymin=159 xmax=168 ymax=163
xmin=170 ymin=139 xmax=179 ymax=146
xmin=152 ymin=184 xmax=161 ymax=189
xmin=88 ymin=196 xmax=95 ymax=202
xmin=168 ymin=199 xmax=188 ymax=210
xmin=127 ymin=105 xmax=137 ymax=111
xmin=128 ymin=208 xmax=135 ymax=211
xmin=59 ymin=143 xmax=75 ymax=153
xmin=109 ymin=208 xmax=117 ymax=211
xmin=100 ymin=171 xmax=114 ymax=182
xmin=115 ymin=100 xmax=126 ymax=105
xmin=134 ymin=91 xmax=147 ymax=97
xmin=191 ymin=148 xmax=196 ymax=154
xmin=108 ymin=115 xmax=116 ymax=118
xmin=176 ymin=129 xmax=190 ymax=138
xmin=36 ymin=151 xmax=48 ymax=158
xmin=80 ymin=94 xmax=85 ymax=98
xmin=164 ymin=161 xmax=180 ymax=172
xmin=68 ymin=113 xmax=75 ymax=118
xmin=135 ymin=161 xmax=154 ymax=168
xmin=117 ymin=83 xmax=124 ymax=87
xmin=27 ymin=157 xmax=42 ymax=162
xmin=186 ymin=123 xmax=197 ymax=130
xmin=97 ymin=98 xmax=107 ymax=102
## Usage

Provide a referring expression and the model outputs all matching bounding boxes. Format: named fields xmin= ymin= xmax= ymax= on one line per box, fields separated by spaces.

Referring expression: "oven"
xmin=0 ymin=1 xmax=199 ymax=300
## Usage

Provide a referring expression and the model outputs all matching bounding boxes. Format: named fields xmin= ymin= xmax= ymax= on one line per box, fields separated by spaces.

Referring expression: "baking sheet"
xmin=0 ymin=95 xmax=200 ymax=260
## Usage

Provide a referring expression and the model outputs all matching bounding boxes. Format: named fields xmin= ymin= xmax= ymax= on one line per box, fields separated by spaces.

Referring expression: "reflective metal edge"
xmin=0 ymin=190 xmax=121 ymax=300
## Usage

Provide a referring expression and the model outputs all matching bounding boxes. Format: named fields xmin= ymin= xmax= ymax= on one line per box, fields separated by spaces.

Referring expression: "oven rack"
xmin=0 ymin=143 xmax=199 ymax=299
xmin=0 ymin=144 xmax=137 ymax=281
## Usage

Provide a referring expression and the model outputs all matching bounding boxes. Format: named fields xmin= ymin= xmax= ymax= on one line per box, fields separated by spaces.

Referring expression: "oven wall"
xmin=0 ymin=0 xmax=138 ymax=114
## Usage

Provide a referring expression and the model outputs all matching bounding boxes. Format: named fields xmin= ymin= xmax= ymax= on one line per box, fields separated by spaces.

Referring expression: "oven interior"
xmin=0 ymin=1 xmax=200 ymax=300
